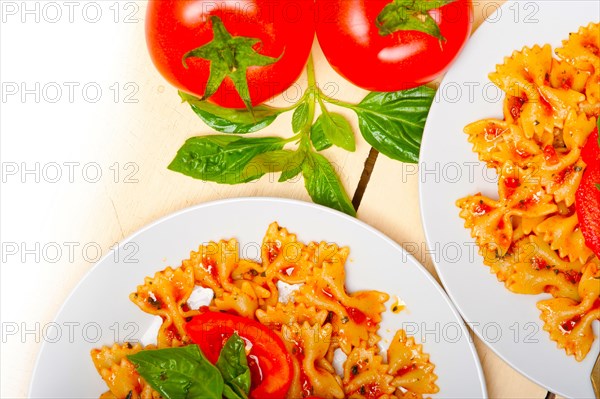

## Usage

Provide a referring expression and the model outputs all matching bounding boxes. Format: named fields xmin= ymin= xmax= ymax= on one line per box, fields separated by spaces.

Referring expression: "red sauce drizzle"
xmin=531 ymin=257 xmax=547 ymax=271
xmin=563 ymin=270 xmax=583 ymax=284
xmin=300 ymin=372 xmax=312 ymax=397
xmin=204 ymin=257 xmax=219 ymax=280
xmin=396 ymin=364 xmax=417 ymax=377
xmin=484 ymin=123 xmax=504 ymax=140
xmin=359 ymin=383 xmax=384 ymax=399
xmin=515 ymin=148 xmax=531 ymax=159
xmin=517 ymin=196 xmax=539 ymax=210
xmin=504 ymin=177 xmax=520 ymax=188
xmin=558 ymin=301 xmax=599 ymax=334
xmin=345 ymin=307 xmax=375 ymax=328
xmin=473 ymin=202 xmax=492 ymax=216
xmin=498 ymin=218 xmax=505 ymax=229
xmin=347 ymin=307 xmax=367 ymax=324
xmin=554 ymin=167 xmax=572 ymax=185
xmin=560 ymin=314 xmax=581 ymax=333
xmin=508 ymin=95 xmax=526 ymax=120
xmin=561 ymin=77 xmax=573 ymax=90
xmin=267 ymin=242 xmax=281 ymax=263
xmin=543 ymin=145 xmax=559 ymax=165
xmin=538 ymin=92 xmax=554 ymax=115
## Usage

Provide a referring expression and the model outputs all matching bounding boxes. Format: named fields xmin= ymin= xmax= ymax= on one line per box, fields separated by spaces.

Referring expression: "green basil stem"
xmin=318 ymin=91 xmax=356 ymax=110
xmin=299 ymin=54 xmax=318 ymax=149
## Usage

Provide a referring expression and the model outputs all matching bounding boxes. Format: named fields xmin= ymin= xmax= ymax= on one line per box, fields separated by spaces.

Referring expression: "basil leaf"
xmin=169 ymin=135 xmax=285 ymax=184
xmin=292 ymin=102 xmax=309 ymax=133
xmin=127 ymin=345 xmax=223 ymax=399
xmin=302 ymin=153 xmax=356 ymax=216
xmin=310 ymin=117 xmax=333 ymax=151
xmin=314 ymin=112 xmax=356 ymax=152
xmin=353 ymin=87 xmax=435 ymax=163
xmin=245 ymin=150 xmax=305 ymax=182
xmin=278 ymin=151 xmax=306 ymax=182
xmin=216 ymin=334 xmax=250 ymax=399
xmin=180 ymin=91 xmax=281 ymax=134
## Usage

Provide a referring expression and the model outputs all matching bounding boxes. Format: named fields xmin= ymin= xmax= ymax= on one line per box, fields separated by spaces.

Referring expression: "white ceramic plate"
xmin=419 ymin=2 xmax=600 ymax=398
xmin=29 ymin=198 xmax=485 ymax=398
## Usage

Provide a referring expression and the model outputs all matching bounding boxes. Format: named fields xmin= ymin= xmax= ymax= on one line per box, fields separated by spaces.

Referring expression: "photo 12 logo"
xmin=1 ymin=241 xmax=139 ymax=264
xmin=1 ymin=162 xmax=139 ymax=184
xmin=1 ymin=1 xmax=140 ymax=24
xmin=1 ymin=321 xmax=141 ymax=344
xmin=1 ymin=82 xmax=139 ymax=104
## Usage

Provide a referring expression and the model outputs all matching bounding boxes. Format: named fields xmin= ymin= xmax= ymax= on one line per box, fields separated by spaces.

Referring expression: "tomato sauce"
xmin=531 ymin=257 xmax=548 ymax=271
xmin=517 ymin=196 xmax=539 ymax=211
xmin=515 ymin=147 xmax=532 ymax=159
xmin=267 ymin=242 xmax=281 ymax=263
xmin=560 ymin=314 xmax=581 ymax=333
xmin=538 ymin=92 xmax=554 ymax=115
xmin=358 ymin=383 xmax=384 ymax=399
xmin=508 ymin=95 xmax=526 ymax=120
xmin=543 ymin=145 xmax=559 ymax=165
xmin=563 ymin=270 xmax=582 ymax=284
xmin=484 ymin=123 xmax=504 ymax=141
xmin=473 ymin=202 xmax=492 ymax=216
xmin=504 ymin=177 xmax=520 ymax=189
xmin=204 ymin=257 xmax=219 ymax=280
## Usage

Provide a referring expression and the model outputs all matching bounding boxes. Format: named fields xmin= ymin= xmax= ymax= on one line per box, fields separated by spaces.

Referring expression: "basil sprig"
xmin=128 ymin=334 xmax=250 ymax=399
xmin=171 ymin=55 xmax=435 ymax=215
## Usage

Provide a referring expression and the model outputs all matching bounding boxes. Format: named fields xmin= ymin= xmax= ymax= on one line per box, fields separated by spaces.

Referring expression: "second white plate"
xmin=419 ymin=2 xmax=600 ymax=398
xmin=30 ymin=198 xmax=486 ymax=398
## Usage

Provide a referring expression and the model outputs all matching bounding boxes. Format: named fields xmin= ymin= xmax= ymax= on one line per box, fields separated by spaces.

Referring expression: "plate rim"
xmin=29 ymin=196 xmax=487 ymax=398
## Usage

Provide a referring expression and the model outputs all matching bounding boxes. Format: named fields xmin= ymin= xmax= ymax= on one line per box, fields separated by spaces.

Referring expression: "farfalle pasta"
xmin=458 ymin=23 xmax=600 ymax=360
xmin=92 ymin=222 xmax=439 ymax=398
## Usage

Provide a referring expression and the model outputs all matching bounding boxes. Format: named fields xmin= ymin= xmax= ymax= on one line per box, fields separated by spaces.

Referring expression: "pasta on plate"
xmin=91 ymin=222 xmax=439 ymax=399
xmin=457 ymin=23 xmax=600 ymax=361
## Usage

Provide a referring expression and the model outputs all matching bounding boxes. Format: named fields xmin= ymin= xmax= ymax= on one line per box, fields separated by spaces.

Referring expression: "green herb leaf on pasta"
xmin=127 ymin=345 xmax=223 ymax=399
xmin=216 ymin=334 xmax=250 ymax=399
xmin=169 ymin=135 xmax=285 ymax=184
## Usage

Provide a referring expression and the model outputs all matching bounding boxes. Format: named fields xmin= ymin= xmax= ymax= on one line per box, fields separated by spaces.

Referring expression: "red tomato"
xmin=576 ymin=127 xmax=600 ymax=258
xmin=315 ymin=0 xmax=472 ymax=91
xmin=146 ymin=0 xmax=315 ymax=108
xmin=186 ymin=312 xmax=292 ymax=399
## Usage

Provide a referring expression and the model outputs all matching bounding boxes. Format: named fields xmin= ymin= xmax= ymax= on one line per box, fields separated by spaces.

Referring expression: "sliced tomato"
xmin=576 ymin=127 xmax=600 ymax=258
xmin=581 ymin=127 xmax=600 ymax=164
xmin=186 ymin=312 xmax=292 ymax=399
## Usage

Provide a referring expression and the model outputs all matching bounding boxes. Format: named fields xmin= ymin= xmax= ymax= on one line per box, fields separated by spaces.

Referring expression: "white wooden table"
xmin=0 ymin=1 xmax=558 ymax=397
